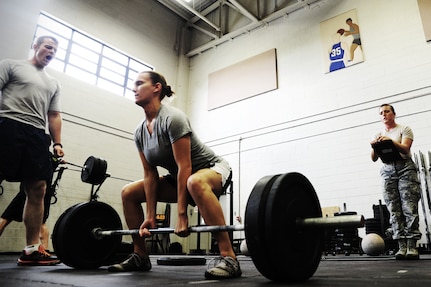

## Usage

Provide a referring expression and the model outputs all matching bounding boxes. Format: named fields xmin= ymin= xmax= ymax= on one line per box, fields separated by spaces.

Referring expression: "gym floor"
xmin=1 ymin=253 xmax=430 ymax=287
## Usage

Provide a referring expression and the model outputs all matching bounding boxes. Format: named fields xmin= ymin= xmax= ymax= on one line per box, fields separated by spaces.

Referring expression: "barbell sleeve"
xmin=296 ymin=214 xmax=364 ymax=229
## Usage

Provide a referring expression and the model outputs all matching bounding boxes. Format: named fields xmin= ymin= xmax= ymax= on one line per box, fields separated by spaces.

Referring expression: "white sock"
xmin=24 ymin=244 xmax=40 ymax=254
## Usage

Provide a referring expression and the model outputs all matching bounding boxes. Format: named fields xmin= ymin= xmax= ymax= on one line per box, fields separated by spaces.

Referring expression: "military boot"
xmin=394 ymin=238 xmax=407 ymax=260
xmin=405 ymin=239 xmax=419 ymax=260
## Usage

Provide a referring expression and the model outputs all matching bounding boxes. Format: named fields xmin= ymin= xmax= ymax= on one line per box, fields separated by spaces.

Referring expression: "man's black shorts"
xmin=0 ymin=118 xmax=53 ymax=182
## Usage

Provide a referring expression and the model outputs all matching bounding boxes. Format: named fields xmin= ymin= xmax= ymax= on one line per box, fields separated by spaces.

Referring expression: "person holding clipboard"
xmin=371 ymin=104 xmax=421 ymax=260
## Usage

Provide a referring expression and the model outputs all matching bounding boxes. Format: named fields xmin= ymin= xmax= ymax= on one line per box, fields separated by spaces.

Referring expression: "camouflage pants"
xmin=380 ymin=158 xmax=421 ymax=240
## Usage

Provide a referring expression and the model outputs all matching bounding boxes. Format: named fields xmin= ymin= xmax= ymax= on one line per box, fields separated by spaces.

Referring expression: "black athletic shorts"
xmin=0 ymin=118 xmax=53 ymax=182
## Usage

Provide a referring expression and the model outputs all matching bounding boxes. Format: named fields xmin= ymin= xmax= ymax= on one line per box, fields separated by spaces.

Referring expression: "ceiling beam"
xmin=157 ymin=0 xmax=190 ymax=20
xmin=189 ymin=1 xmax=221 ymax=24
xmin=175 ymin=0 xmax=221 ymax=31
xmin=186 ymin=0 xmax=322 ymax=57
xmin=227 ymin=0 xmax=258 ymax=23
xmin=190 ymin=23 xmax=219 ymax=39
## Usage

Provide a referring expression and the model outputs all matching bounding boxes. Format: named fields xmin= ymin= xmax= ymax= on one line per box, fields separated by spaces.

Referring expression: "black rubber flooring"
xmin=1 ymin=253 xmax=431 ymax=286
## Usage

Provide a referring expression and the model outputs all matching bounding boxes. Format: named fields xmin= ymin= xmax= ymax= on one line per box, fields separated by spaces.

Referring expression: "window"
xmin=33 ymin=12 xmax=153 ymax=100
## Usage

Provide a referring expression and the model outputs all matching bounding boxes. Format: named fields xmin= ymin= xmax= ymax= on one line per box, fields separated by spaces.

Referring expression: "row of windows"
xmin=34 ymin=12 xmax=153 ymax=100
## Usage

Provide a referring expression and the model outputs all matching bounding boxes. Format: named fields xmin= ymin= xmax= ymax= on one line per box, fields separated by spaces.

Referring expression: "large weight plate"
xmin=264 ymin=172 xmax=323 ymax=282
xmin=52 ymin=201 xmax=122 ymax=269
xmin=244 ymin=174 xmax=281 ymax=280
xmin=81 ymin=156 xmax=107 ymax=185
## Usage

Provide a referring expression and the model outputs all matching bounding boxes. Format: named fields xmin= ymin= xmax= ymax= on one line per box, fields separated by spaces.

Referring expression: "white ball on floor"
xmin=240 ymin=240 xmax=250 ymax=256
xmin=361 ymin=233 xmax=385 ymax=256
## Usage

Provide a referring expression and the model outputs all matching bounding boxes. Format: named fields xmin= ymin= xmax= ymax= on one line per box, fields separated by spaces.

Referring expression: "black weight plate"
xmin=51 ymin=204 xmax=71 ymax=262
xmin=333 ymin=235 xmax=357 ymax=241
xmin=80 ymin=157 xmax=93 ymax=183
xmin=334 ymin=228 xmax=359 ymax=234
xmin=81 ymin=156 xmax=107 ymax=185
xmin=157 ymin=257 xmax=206 ymax=266
xmin=264 ymin=172 xmax=323 ymax=282
xmin=244 ymin=174 xmax=280 ymax=281
xmin=52 ymin=201 xmax=122 ymax=269
xmin=94 ymin=158 xmax=108 ymax=184
xmin=52 ymin=203 xmax=82 ymax=266
xmin=334 ymin=230 xmax=358 ymax=236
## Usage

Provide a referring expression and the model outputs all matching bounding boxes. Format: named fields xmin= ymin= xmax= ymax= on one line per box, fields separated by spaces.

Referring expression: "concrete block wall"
xmin=187 ymin=0 xmax=431 ymax=242
xmin=1 ymin=0 xmax=431 ymax=253
xmin=0 ymin=0 xmax=193 ymax=252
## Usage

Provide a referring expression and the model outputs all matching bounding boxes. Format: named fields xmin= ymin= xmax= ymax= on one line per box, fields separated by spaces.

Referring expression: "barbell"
xmin=64 ymin=156 xmax=108 ymax=185
xmin=92 ymin=215 xmax=363 ymax=239
xmin=52 ymin=170 xmax=364 ymax=283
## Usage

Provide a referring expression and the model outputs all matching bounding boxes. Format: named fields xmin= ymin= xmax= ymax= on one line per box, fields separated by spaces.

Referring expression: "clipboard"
xmin=371 ymin=139 xmax=402 ymax=163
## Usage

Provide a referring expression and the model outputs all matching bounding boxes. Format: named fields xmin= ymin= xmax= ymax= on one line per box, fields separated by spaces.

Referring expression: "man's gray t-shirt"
xmin=0 ymin=59 xmax=61 ymax=130
xmin=134 ymin=104 xmax=221 ymax=176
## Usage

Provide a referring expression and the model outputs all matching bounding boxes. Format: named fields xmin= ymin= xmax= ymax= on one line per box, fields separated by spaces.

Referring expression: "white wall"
xmin=187 ymin=0 xmax=431 ymax=242
xmin=0 ymin=0 xmax=192 ymax=252
xmin=1 ymin=0 xmax=431 ymax=253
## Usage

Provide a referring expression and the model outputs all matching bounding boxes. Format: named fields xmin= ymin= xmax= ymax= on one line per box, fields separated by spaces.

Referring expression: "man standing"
xmin=344 ymin=18 xmax=361 ymax=62
xmin=0 ymin=35 xmax=64 ymax=265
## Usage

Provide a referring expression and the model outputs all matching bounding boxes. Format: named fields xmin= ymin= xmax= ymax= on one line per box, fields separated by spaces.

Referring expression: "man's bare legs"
xmin=23 ymin=180 xmax=46 ymax=246
xmin=0 ymin=217 xmax=11 ymax=236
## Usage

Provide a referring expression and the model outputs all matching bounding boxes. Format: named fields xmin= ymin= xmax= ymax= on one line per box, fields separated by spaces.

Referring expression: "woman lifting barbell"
xmin=107 ymin=71 xmax=241 ymax=280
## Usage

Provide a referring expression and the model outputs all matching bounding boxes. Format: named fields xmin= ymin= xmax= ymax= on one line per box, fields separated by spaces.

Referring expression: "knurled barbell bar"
xmin=52 ymin=172 xmax=365 ymax=283
xmin=92 ymin=214 xmax=363 ymax=239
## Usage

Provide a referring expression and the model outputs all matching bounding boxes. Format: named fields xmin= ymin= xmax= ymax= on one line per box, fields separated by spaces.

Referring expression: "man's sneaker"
xmin=107 ymin=253 xmax=152 ymax=272
xmin=17 ymin=245 xmax=61 ymax=266
xmin=204 ymin=256 xmax=242 ymax=279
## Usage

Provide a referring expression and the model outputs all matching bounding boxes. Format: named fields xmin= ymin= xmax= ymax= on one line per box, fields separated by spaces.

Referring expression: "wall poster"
xmin=320 ymin=9 xmax=364 ymax=73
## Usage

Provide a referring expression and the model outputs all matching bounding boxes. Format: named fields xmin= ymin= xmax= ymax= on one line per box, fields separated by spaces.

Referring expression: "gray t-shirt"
xmin=0 ymin=59 xmax=61 ymax=130
xmin=374 ymin=124 xmax=414 ymax=159
xmin=134 ymin=104 xmax=221 ymax=176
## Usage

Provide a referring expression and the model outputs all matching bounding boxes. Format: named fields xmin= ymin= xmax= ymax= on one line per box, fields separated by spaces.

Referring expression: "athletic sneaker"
xmin=204 ymin=256 xmax=242 ymax=279
xmin=17 ymin=245 xmax=61 ymax=266
xmin=107 ymin=253 xmax=152 ymax=272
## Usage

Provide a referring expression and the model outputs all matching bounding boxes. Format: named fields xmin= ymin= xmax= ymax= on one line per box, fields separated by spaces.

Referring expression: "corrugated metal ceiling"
xmin=156 ymin=0 xmax=323 ymax=57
